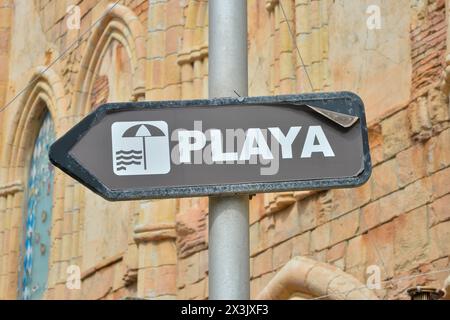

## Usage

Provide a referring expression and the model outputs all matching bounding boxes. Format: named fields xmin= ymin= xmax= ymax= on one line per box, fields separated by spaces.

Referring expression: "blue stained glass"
xmin=21 ymin=112 xmax=55 ymax=300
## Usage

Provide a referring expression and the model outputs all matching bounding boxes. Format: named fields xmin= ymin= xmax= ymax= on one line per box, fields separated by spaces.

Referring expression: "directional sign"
xmin=49 ymin=92 xmax=372 ymax=201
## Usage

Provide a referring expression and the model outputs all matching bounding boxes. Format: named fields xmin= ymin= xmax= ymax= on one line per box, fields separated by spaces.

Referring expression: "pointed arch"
xmin=1 ymin=66 xmax=66 ymax=186
xmin=72 ymin=3 xmax=146 ymax=117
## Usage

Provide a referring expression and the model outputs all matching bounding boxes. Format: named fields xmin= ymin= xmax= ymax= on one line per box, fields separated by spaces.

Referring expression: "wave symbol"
xmin=116 ymin=161 xmax=141 ymax=166
xmin=116 ymin=155 xmax=143 ymax=161
xmin=115 ymin=149 xmax=145 ymax=171
xmin=116 ymin=150 xmax=142 ymax=155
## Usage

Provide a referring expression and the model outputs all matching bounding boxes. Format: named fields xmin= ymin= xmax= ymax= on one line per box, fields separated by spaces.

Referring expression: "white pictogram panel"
xmin=111 ymin=121 xmax=171 ymax=176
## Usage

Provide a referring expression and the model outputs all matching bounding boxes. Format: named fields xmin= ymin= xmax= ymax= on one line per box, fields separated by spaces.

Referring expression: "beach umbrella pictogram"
xmin=122 ymin=124 xmax=165 ymax=170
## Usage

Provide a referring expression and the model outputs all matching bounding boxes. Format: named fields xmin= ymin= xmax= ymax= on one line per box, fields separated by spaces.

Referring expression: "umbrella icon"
xmin=122 ymin=124 xmax=166 ymax=170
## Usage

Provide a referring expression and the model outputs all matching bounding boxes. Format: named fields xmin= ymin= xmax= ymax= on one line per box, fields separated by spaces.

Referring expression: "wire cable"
xmin=278 ymin=0 xmax=314 ymax=92
xmin=0 ymin=0 xmax=122 ymax=114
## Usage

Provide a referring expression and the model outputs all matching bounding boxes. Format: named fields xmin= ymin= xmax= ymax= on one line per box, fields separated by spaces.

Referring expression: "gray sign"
xmin=49 ymin=92 xmax=372 ymax=201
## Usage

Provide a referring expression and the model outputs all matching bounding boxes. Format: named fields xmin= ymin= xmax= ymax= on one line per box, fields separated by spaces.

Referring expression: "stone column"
xmin=0 ymin=182 xmax=23 ymax=299
xmin=134 ymin=200 xmax=177 ymax=299
xmin=279 ymin=0 xmax=296 ymax=94
xmin=146 ymin=0 xmax=167 ymax=100
xmin=0 ymin=0 xmax=12 ymax=116
xmin=0 ymin=0 xmax=14 ymax=298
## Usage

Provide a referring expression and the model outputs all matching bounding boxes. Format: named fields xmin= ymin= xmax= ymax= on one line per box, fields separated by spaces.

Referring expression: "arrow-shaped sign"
xmin=49 ymin=92 xmax=372 ymax=201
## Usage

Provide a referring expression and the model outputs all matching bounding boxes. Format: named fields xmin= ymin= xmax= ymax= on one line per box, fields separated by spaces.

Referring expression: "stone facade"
xmin=0 ymin=0 xmax=449 ymax=300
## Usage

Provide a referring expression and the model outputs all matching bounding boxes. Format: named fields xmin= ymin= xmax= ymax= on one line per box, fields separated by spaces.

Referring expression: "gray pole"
xmin=208 ymin=0 xmax=249 ymax=300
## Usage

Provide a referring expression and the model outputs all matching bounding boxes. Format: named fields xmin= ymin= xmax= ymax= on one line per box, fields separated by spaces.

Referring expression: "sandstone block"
xmin=310 ymin=222 xmax=331 ymax=252
xmin=291 ymin=231 xmax=311 ymax=257
xmin=273 ymin=239 xmax=293 ymax=270
xmin=429 ymin=194 xmax=450 ymax=227
xmin=382 ymin=110 xmax=411 ymax=159
xmin=396 ymin=143 xmax=426 ymax=187
xmin=330 ymin=210 xmax=359 ymax=245
xmin=394 ymin=207 xmax=429 ymax=273
xmin=371 ymin=159 xmax=398 ymax=200
xmin=253 ymin=248 xmax=273 ymax=277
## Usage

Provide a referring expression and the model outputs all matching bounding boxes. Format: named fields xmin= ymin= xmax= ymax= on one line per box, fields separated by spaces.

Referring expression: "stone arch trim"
xmin=0 ymin=66 xmax=66 ymax=299
xmin=178 ymin=0 xmax=208 ymax=64
xmin=72 ymin=3 xmax=146 ymax=117
xmin=1 ymin=66 xmax=66 ymax=185
xmin=67 ymin=4 xmax=146 ymax=299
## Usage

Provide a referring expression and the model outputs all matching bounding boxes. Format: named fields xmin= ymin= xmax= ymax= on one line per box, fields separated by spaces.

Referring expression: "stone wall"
xmin=0 ymin=0 xmax=13 ymax=157
xmin=174 ymin=0 xmax=450 ymax=300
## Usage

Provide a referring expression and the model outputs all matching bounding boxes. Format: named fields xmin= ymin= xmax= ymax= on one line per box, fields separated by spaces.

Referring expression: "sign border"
xmin=49 ymin=91 xmax=372 ymax=201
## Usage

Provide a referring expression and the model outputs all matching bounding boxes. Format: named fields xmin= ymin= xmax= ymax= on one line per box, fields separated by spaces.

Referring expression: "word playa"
xmin=176 ymin=125 xmax=336 ymax=164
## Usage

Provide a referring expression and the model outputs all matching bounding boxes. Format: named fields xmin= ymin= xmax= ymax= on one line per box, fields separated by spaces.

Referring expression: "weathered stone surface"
xmin=429 ymin=194 xmax=450 ymax=227
xmin=310 ymin=222 xmax=331 ymax=252
xmin=432 ymin=166 xmax=450 ymax=198
xmin=345 ymin=236 xmax=366 ymax=271
xmin=178 ymin=253 xmax=200 ymax=286
xmin=326 ymin=241 xmax=347 ymax=263
xmin=368 ymin=124 xmax=383 ymax=166
xmin=411 ymin=0 xmax=446 ymax=94
xmin=394 ymin=207 xmax=430 ymax=273
xmin=430 ymin=221 xmax=450 ymax=259
xmin=378 ymin=189 xmax=405 ymax=223
xmin=381 ymin=110 xmax=412 ymax=160
xmin=273 ymin=203 xmax=301 ymax=244
xmin=427 ymin=128 xmax=450 ymax=173
xmin=253 ymin=249 xmax=273 ymax=278
xmin=291 ymin=231 xmax=311 ymax=257
xmin=360 ymin=200 xmax=381 ymax=233
xmin=371 ymin=159 xmax=398 ymax=200
xmin=402 ymin=178 xmax=433 ymax=212
xmin=366 ymin=222 xmax=395 ymax=279
xmin=396 ymin=144 xmax=427 ymax=187
xmin=138 ymin=240 xmax=177 ymax=269
xmin=330 ymin=210 xmax=359 ymax=245
xmin=328 ymin=0 xmax=411 ymax=122
xmin=428 ymin=87 xmax=449 ymax=129
xmin=408 ymin=96 xmax=432 ymax=142
xmin=330 ymin=188 xmax=354 ymax=219
xmin=273 ymin=239 xmax=293 ymax=270
xmin=176 ymin=198 xmax=208 ymax=258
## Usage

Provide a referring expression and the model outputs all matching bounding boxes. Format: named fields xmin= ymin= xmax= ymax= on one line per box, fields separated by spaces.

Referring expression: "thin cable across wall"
xmin=278 ymin=0 xmax=314 ymax=92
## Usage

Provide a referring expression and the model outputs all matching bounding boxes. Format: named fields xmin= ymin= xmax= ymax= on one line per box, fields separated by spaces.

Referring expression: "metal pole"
xmin=208 ymin=0 xmax=249 ymax=300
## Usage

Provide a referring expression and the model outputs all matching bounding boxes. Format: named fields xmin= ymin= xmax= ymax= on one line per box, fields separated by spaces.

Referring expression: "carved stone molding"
xmin=266 ymin=0 xmax=279 ymax=12
xmin=265 ymin=192 xmax=296 ymax=214
xmin=440 ymin=53 xmax=450 ymax=95
xmin=133 ymin=223 xmax=176 ymax=244
xmin=81 ymin=252 xmax=124 ymax=280
xmin=176 ymin=199 xmax=208 ymax=258
xmin=293 ymin=190 xmax=318 ymax=201
xmin=177 ymin=44 xmax=209 ymax=66
xmin=0 ymin=181 xmax=23 ymax=197
xmin=123 ymin=268 xmax=138 ymax=285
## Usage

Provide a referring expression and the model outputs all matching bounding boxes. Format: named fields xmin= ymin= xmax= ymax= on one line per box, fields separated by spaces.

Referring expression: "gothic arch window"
xmin=72 ymin=3 xmax=146 ymax=117
xmin=89 ymin=39 xmax=133 ymax=109
xmin=20 ymin=111 xmax=55 ymax=300
xmin=70 ymin=5 xmax=145 ymax=287
xmin=82 ymin=20 xmax=135 ymax=271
